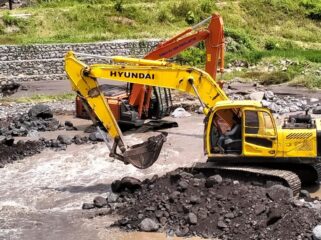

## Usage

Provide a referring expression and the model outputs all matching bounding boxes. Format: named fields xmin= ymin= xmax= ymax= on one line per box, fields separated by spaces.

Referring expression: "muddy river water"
xmin=0 ymin=115 xmax=206 ymax=239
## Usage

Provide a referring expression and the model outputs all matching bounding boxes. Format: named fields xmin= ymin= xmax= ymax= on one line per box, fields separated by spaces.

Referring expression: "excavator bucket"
xmin=123 ymin=132 xmax=168 ymax=169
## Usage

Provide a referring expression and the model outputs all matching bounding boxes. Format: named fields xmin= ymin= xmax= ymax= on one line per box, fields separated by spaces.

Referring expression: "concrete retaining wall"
xmin=0 ymin=40 xmax=160 ymax=83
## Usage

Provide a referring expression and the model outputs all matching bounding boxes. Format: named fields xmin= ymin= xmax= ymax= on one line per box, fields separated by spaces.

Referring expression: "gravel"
xmin=99 ymin=169 xmax=321 ymax=239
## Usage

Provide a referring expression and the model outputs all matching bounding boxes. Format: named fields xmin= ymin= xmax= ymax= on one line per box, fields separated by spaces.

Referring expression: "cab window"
xmin=245 ymin=110 xmax=259 ymax=134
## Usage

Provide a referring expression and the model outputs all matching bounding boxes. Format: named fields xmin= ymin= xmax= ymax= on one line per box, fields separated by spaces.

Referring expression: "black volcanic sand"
xmin=100 ymin=170 xmax=321 ymax=240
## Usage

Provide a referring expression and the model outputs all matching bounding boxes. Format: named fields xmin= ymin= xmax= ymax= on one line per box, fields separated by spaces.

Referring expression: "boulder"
xmin=28 ymin=104 xmax=53 ymax=119
xmin=313 ymin=106 xmax=321 ymax=114
xmin=57 ymin=135 xmax=72 ymax=145
xmin=82 ymin=203 xmax=95 ymax=210
xmin=188 ymin=212 xmax=198 ymax=225
xmin=178 ymin=180 xmax=189 ymax=191
xmin=217 ymin=220 xmax=228 ymax=229
xmin=106 ymin=192 xmax=119 ymax=203
xmin=89 ymin=131 xmax=104 ymax=142
xmin=266 ymin=185 xmax=293 ymax=202
xmin=205 ymin=175 xmax=222 ymax=188
xmin=313 ymin=225 xmax=321 ymax=240
xmin=249 ymin=91 xmax=265 ymax=101
xmin=93 ymin=196 xmax=108 ymax=208
xmin=299 ymin=190 xmax=311 ymax=199
xmin=139 ymin=218 xmax=159 ymax=232
xmin=266 ymin=207 xmax=282 ymax=226
xmin=111 ymin=177 xmax=142 ymax=193
xmin=264 ymin=91 xmax=274 ymax=100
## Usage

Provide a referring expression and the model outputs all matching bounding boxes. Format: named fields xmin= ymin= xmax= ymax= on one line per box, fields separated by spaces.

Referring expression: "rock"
xmin=217 ymin=220 xmax=228 ymax=229
xmin=106 ymin=192 xmax=119 ymax=203
xmin=112 ymin=177 xmax=142 ymax=193
xmin=264 ymin=91 xmax=274 ymax=100
xmin=57 ymin=135 xmax=72 ymax=145
xmin=266 ymin=185 xmax=293 ymax=202
xmin=255 ymin=204 xmax=266 ymax=215
xmin=169 ymin=191 xmax=180 ymax=203
xmin=269 ymin=103 xmax=280 ymax=113
xmin=292 ymin=199 xmax=305 ymax=208
xmin=310 ymin=98 xmax=319 ymax=103
xmin=249 ymin=91 xmax=265 ymax=101
xmin=64 ymin=120 xmax=74 ymax=127
xmin=261 ymin=100 xmax=271 ymax=107
xmin=190 ymin=195 xmax=201 ymax=204
xmin=205 ymin=175 xmax=222 ymax=188
xmin=266 ymin=207 xmax=282 ymax=225
xmin=313 ymin=106 xmax=321 ymax=114
xmin=89 ymin=131 xmax=104 ymax=142
xmin=111 ymin=180 xmax=122 ymax=193
xmin=313 ymin=225 xmax=321 ymax=240
xmin=93 ymin=196 xmax=108 ymax=208
xmin=175 ymin=226 xmax=189 ymax=237
xmin=28 ymin=104 xmax=53 ymax=119
xmin=169 ymin=172 xmax=181 ymax=183
xmin=225 ymin=213 xmax=234 ymax=219
xmin=73 ymin=135 xmax=83 ymax=145
xmin=188 ymin=212 xmax=198 ymax=225
xmin=139 ymin=218 xmax=159 ymax=232
xmin=233 ymin=180 xmax=239 ymax=185
xmin=299 ymin=190 xmax=311 ymax=199
xmin=82 ymin=203 xmax=95 ymax=210
xmin=171 ymin=107 xmax=191 ymax=118
xmin=178 ymin=180 xmax=189 ymax=191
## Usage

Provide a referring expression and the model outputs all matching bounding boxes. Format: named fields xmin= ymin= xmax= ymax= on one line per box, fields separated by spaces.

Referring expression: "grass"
xmin=1 ymin=0 xmax=321 ymax=88
xmin=1 ymin=0 xmax=321 ymax=45
xmin=0 ymin=93 xmax=75 ymax=103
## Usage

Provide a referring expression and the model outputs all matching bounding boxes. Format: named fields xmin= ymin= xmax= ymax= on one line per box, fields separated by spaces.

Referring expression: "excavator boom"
xmin=65 ymin=51 xmax=227 ymax=169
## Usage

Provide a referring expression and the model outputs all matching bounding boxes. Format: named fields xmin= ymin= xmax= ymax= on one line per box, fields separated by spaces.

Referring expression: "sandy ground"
xmin=0 ymin=114 xmax=206 ymax=240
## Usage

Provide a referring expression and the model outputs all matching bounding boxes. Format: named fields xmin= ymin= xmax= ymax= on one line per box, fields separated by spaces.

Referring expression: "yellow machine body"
xmin=205 ymin=101 xmax=318 ymax=163
xmin=65 ymin=51 xmax=320 ymax=168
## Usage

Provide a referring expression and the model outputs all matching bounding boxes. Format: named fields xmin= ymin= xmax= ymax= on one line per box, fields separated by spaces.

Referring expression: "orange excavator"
xmin=75 ymin=13 xmax=225 ymax=127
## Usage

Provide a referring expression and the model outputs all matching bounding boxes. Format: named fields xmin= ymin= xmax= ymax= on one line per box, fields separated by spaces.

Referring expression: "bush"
xmin=114 ymin=0 xmax=124 ymax=13
xmin=260 ymin=71 xmax=291 ymax=85
xmin=157 ymin=9 xmax=173 ymax=23
xmin=200 ymin=0 xmax=215 ymax=14
xmin=225 ymin=28 xmax=253 ymax=51
xmin=185 ymin=11 xmax=195 ymax=24
xmin=2 ymin=12 xmax=28 ymax=31
xmin=300 ymin=0 xmax=321 ymax=20
xmin=264 ymin=39 xmax=280 ymax=50
xmin=171 ymin=0 xmax=194 ymax=17
xmin=176 ymin=45 xmax=205 ymax=67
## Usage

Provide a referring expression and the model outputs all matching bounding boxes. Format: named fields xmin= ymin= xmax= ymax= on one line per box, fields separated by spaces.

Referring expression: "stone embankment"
xmin=0 ymin=40 xmax=159 ymax=83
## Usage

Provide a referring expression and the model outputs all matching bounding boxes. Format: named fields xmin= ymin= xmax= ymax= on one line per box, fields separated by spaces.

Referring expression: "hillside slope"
xmin=1 ymin=0 xmax=321 ymax=87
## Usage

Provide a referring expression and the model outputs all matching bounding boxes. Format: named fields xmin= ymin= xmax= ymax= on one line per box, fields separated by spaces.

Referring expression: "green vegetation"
xmin=0 ymin=0 xmax=321 ymax=87
xmin=0 ymin=93 xmax=75 ymax=103
xmin=1 ymin=0 xmax=321 ymax=45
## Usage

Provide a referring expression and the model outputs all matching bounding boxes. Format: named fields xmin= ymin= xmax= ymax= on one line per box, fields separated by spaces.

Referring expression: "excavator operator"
xmin=217 ymin=112 xmax=242 ymax=154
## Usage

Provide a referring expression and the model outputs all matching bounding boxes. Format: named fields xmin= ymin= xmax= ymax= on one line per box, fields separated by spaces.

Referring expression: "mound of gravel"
xmin=0 ymin=140 xmax=45 ymax=167
xmin=86 ymin=170 xmax=321 ymax=239
xmin=0 ymin=104 xmax=62 ymax=137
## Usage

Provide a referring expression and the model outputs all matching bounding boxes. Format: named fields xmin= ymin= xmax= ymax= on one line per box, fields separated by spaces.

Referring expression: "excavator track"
xmin=186 ymin=162 xmax=302 ymax=195
xmin=311 ymin=163 xmax=321 ymax=183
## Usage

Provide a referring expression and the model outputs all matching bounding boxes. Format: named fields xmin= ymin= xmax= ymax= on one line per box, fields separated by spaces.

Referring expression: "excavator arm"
xmin=65 ymin=51 xmax=228 ymax=169
xmin=130 ymin=13 xmax=225 ymax=117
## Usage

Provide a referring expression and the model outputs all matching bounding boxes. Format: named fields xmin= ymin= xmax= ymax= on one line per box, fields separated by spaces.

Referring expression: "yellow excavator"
xmin=65 ymin=51 xmax=321 ymax=194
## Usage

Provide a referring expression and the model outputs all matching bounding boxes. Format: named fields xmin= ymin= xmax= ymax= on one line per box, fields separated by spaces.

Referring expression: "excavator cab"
xmin=207 ymin=101 xmax=278 ymax=160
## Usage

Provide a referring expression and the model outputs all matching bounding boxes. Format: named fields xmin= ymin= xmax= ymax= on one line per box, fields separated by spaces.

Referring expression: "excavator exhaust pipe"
xmin=111 ymin=132 xmax=168 ymax=169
